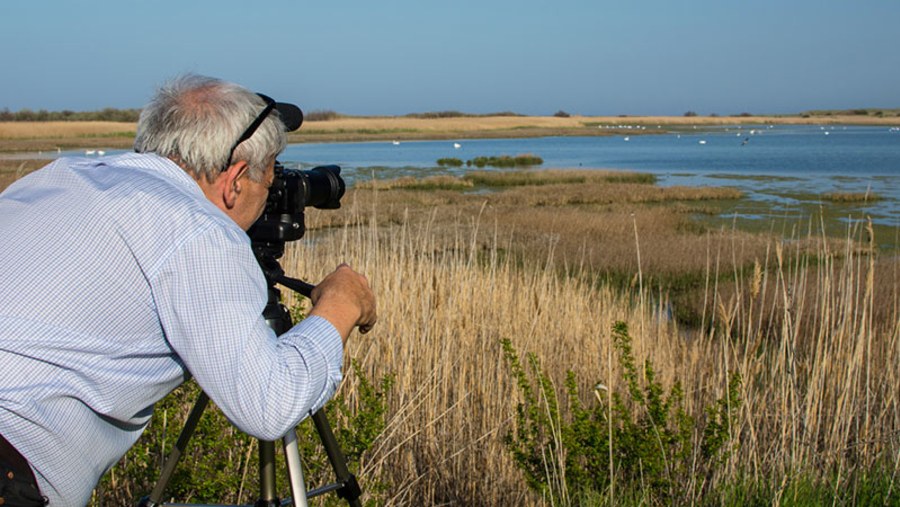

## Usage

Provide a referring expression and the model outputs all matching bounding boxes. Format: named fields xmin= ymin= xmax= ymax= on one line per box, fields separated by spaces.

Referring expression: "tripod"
xmin=140 ymin=245 xmax=361 ymax=507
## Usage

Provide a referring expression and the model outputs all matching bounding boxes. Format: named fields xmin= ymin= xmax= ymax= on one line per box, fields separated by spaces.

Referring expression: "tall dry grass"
xmin=280 ymin=189 xmax=899 ymax=505
xmin=285 ymin=200 xmax=654 ymax=505
xmin=0 ymin=121 xmax=135 ymax=139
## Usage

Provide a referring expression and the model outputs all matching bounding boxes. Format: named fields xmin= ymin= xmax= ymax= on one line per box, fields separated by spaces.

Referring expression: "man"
xmin=0 ymin=75 xmax=376 ymax=506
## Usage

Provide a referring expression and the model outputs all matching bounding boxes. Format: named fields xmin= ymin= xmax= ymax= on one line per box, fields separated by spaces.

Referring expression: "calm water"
xmin=282 ymin=125 xmax=900 ymax=225
xmin=31 ymin=124 xmax=899 ymax=225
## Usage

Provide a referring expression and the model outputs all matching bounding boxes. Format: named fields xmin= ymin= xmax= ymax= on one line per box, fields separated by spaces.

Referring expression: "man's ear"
xmin=221 ymin=161 xmax=250 ymax=209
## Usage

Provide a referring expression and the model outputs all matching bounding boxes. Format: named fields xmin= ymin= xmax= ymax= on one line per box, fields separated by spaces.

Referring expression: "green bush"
xmin=436 ymin=157 xmax=464 ymax=167
xmin=93 ymin=343 xmax=393 ymax=506
xmin=405 ymin=110 xmax=468 ymax=119
xmin=501 ymin=321 xmax=741 ymax=505
xmin=293 ymin=359 xmax=395 ymax=506
xmin=305 ymin=109 xmax=342 ymax=121
xmin=404 ymin=110 xmax=524 ymax=118
xmin=0 ymin=107 xmax=142 ymax=122
xmin=466 ymin=154 xmax=543 ymax=168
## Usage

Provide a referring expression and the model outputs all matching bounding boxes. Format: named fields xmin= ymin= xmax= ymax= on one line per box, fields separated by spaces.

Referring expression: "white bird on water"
xmin=453 ymin=142 xmax=461 ymax=149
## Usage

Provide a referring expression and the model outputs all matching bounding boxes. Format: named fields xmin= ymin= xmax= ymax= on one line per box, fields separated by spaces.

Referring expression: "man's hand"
xmin=309 ymin=263 xmax=377 ymax=343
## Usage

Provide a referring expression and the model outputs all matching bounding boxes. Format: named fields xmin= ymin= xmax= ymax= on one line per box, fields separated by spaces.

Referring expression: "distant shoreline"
xmin=1 ymin=114 xmax=898 ymax=153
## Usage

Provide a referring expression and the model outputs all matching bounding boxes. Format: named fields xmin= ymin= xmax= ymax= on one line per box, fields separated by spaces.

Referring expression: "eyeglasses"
xmin=222 ymin=93 xmax=276 ymax=171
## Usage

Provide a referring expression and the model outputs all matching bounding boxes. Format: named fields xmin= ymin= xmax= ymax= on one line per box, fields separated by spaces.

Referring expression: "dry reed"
xmin=278 ymin=189 xmax=899 ymax=505
xmin=0 ymin=121 xmax=135 ymax=139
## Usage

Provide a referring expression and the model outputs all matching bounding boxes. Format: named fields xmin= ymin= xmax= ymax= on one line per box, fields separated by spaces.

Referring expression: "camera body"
xmin=248 ymin=163 xmax=345 ymax=244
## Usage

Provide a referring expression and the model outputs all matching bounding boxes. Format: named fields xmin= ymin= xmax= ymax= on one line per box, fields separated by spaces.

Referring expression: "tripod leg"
xmin=311 ymin=411 xmax=362 ymax=507
xmin=256 ymin=441 xmax=279 ymax=507
xmin=140 ymin=392 xmax=210 ymax=507
xmin=282 ymin=431 xmax=309 ymax=507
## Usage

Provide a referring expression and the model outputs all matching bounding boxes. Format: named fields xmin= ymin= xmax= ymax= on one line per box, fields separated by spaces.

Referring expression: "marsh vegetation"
xmin=302 ymin=173 xmax=897 ymax=505
xmin=85 ymin=169 xmax=900 ymax=505
xmin=2 ymin=118 xmax=896 ymax=504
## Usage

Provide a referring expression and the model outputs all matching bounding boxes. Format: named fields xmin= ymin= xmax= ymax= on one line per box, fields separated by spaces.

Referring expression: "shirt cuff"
xmin=291 ymin=315 xmax=344 ymax=413
xmin=295 ymin=315 xmax=343 ymax=360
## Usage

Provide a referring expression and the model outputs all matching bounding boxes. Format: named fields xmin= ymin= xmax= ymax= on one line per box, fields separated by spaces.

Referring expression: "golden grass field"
xmin=89 ymin=173 xmax=898 ymax=504
xmin=0 ymin=120 xmax=137 ymax=138
xmin=267 ymin=181 xmax=899 ymax=505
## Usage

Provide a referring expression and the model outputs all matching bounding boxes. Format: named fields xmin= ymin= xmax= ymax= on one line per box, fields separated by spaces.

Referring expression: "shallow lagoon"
xmin=38 ymin=124 xmax=900 ymax=229
xmin=282 ymin=125 xmax=900 ymax=227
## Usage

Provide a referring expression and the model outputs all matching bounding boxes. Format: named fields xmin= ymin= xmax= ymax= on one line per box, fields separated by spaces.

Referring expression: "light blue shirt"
xmin=0 ymin=153 xmax=343 ymax=506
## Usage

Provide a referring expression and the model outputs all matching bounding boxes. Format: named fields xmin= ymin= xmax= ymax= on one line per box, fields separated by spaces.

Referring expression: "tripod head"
xmin=249 ymin=163 xmax=345 ymax=325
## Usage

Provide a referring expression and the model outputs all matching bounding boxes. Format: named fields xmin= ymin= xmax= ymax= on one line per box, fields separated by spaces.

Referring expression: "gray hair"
xmin=134 ymin=74 xmax=287 ymax=182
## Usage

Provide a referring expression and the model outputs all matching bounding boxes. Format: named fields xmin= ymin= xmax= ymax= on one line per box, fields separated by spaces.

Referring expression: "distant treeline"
xmin=0 ymin=108 xmax=142 ymax=122
xmin=800 ymin=108 xmax=900 ymax=117
xmin=405 ymin=110 xmax=524 ymax=119
xmin=0 ymin=107 xmax=527 ymax=123
xmin=306 ymin=110 xmax=526 ymax=121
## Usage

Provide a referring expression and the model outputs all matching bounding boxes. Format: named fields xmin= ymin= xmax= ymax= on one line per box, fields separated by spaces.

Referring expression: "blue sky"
xmin=1 ymin=1 xmax=898 ymax=116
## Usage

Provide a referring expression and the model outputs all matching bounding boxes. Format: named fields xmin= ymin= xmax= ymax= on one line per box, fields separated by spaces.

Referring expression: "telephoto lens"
xmin=248 ymin=163 xmax=345 ymax=244
xmin=278 ymin=164 xmax=345 ymax=211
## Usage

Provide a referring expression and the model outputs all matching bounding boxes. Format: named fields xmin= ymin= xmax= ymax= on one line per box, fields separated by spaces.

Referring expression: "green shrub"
xmin=436 ymin=157 xmax=464 ymax=167
xmin=294 ymin=359 xmax=395 ymax=506
xmin=822 ymin=191 xmax=882 ymax=203
xmin=405 ymin=110 xmax=468 ymax=119
xmin=403 ymin=110 xmax=524 ymax=118
xmin=0 ymin=107 xmax=142 ymax=122
xmin=93 ymin=381 xmax=256 ymax=505
xmin=94 ymin=338 xmax=393 ymax=506
xmin=305 ymin=109 xmax=342 ymax=121
xmin=466 ymin=154 xmax=543 ymax=168
xmin=501 ymin=321 xmax=742 ymax=505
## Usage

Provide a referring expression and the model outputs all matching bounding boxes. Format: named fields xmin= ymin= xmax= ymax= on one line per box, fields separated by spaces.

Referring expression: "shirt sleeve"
xmin=150 ymin=222 xmax=343 ymax=440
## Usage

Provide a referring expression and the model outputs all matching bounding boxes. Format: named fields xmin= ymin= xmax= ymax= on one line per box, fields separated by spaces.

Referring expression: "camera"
xmin=248 ymin=163 xmax=345 ymax=244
